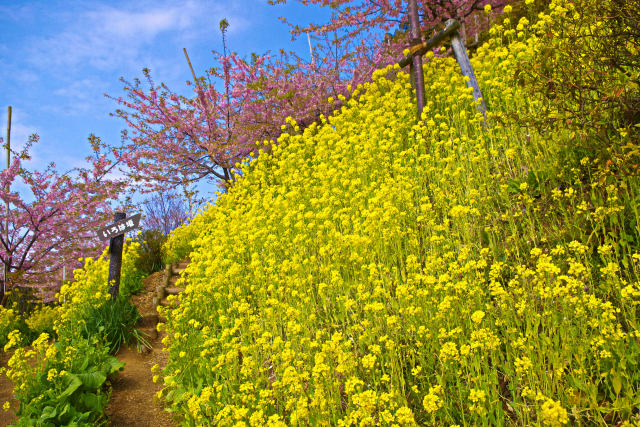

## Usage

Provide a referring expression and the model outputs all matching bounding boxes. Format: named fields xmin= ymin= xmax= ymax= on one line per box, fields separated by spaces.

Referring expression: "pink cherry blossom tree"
xmin=107 ymin=24 xmax=397 ymax=192
xmin=0 ymin=134 xmax=125 ymax=303
xmin=107 ymin=1 xmax=509 ymax=193
xmin=272 ymin=0 xmax=509 ymax=44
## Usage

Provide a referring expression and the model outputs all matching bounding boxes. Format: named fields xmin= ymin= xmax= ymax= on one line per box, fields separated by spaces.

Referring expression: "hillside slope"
xmin=159 ymin=1 xmax=640 ymax=425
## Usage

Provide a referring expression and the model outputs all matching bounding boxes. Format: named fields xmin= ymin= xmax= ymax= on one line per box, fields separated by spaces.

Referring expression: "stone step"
xmin=172 ymin=266 xmax=187 ymax=275
xmin=159 ymin=298 xmax=172 ymax=307
xmin=171 ymin=260 xmax=190 ymax=275
xmin=165 ymin=286 xmax=184 ymax=296
xmin=137 ymin=313 xmax=159 ymax=328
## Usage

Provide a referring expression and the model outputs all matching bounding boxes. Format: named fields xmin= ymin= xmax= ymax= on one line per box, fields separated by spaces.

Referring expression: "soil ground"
xmin=105 ymin=270 xmax=178 ymax=426
xmin=0 ymin=351 xmax=17 ymax=426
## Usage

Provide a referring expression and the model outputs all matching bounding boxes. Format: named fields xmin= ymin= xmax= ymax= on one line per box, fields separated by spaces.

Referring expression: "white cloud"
xmin=28 ymin=0 xmax=248 ymax=73
xmin=96 ymin=9 xmax=182 ymax=40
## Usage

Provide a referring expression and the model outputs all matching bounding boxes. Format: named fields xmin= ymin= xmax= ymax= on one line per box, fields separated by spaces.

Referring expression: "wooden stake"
xmin=398 ymin=19 xmax=460 ymax=68
xmin=408 ymin=0 xmax=426 ymax=117
xmin=450 ymin=32 xmax=487 ymax=115
xmin=397 ymin=19 xmax=487 ymax=118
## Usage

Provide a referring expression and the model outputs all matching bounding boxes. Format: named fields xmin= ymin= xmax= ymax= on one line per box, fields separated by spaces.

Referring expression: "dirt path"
xmin=105 ymin=270 xmax=177 ymax=427
xmin=0 ymin=351 xmax=17 ymax=426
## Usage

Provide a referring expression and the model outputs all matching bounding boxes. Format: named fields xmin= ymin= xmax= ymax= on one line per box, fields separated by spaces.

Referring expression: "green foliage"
xmin=134 ymin=229 xmax=168 ymax=276
xmin=515 ymin=0 xmax=640 ymax=157
xmin=5 ymin=333 xmax=123 ymax=426
xmin=82 ymin=296 xmax=144 ymax=354
xmin=3 ymin=286 xmax=39 ymax=315
xmin=120 ymin=242 xmax=145 ymax=297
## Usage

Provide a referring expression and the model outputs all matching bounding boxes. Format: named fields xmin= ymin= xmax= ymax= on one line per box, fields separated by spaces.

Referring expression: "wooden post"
xmin=107 ymin=212 xmax=126 ymax=301
xmin=398 ymin=19 xmax=460 ymax=68
xmin=3 ymin=106 xmax=11 ymax=300
xmin=450 ymin=32 xmax=487 ymax=114
xmin=408 ymin=0 xmax=426 ymax=117
xmin=397 ymin=19 xmax=487 ymax=119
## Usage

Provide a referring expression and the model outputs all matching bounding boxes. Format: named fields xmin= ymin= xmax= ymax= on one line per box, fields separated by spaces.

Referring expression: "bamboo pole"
xmin=3 ymin=106 xmax=11 ymax=300
xmin=183 ymin=48 xmax=199 ymax=85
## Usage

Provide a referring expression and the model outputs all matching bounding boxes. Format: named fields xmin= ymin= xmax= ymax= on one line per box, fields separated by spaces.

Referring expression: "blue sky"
xmin=0 ymin=0 xmax=330 ymax=200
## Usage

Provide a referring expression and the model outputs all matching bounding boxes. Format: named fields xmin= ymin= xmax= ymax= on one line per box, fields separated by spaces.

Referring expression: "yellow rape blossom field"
xmin=159 ymin=0 xmax=640 ymax=425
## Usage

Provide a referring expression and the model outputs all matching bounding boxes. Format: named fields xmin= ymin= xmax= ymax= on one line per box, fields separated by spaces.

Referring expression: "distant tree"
xmin=142 ymin=191 xmax=188 ymax=236
xmin=0 ymin=134 xmax=124 ymax=303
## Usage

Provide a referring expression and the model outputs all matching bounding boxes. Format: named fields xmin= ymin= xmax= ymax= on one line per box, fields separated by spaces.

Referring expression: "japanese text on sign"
xmin=96 ymin=213 xmax=141 ymax=241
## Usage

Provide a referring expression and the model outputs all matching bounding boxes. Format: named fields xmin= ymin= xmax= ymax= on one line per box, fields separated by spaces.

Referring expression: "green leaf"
xmin=102 ymin=356 xmax=125 ymax=375
xmin=78 ymin=392 xmax=105 ymax=413
xmin=57 ymin=403 xmax=71 ymax=424
xmin=77 ymin=371 xmax=107 ymax=390
xmin=612 ymin=372 xmax=622 ymax=396
xmin=60 ymin=374 xmax=82 ymax=398
xmin=39 ymin=406 xmax=57 ymax=421
xmin=79 ymin=355 xmax=90 ymax=372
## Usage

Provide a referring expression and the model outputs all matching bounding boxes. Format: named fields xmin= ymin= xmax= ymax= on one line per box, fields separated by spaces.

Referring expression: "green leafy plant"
xmin=4 ymin=333 xmax=124 ymax=426
xmin=82 ymin=296 xmax=147 ymax=354
xmin=134 ymin=228 xmax=168 ymax=276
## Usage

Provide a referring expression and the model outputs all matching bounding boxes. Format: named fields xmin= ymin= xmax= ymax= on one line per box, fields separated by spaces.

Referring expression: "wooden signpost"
xmin=97 ymin=213 xmax=141 ymax=242
xmin=97 ymin=212 xmax=141 ymax=301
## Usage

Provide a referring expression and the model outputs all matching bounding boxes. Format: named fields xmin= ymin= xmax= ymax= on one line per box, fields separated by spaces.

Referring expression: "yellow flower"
xmin=540 ymin=398 xmax=569 ymax=426
xmin=514 ymin=356 xmax=532 ymax=375
xmin=440 ymin=342 xmax=459 ymax=362
xmin=471 ymin=310 xmax=485 ymax=324
xmin=422 ymin=388 xmax=442 ymax=413
xmin=361 ymin=353 xmax=376 ymax=370
xmin=469 ymin=388 xmax=486 ymax=403
xmin=395 ymin=406 xmax=417 ymax=425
